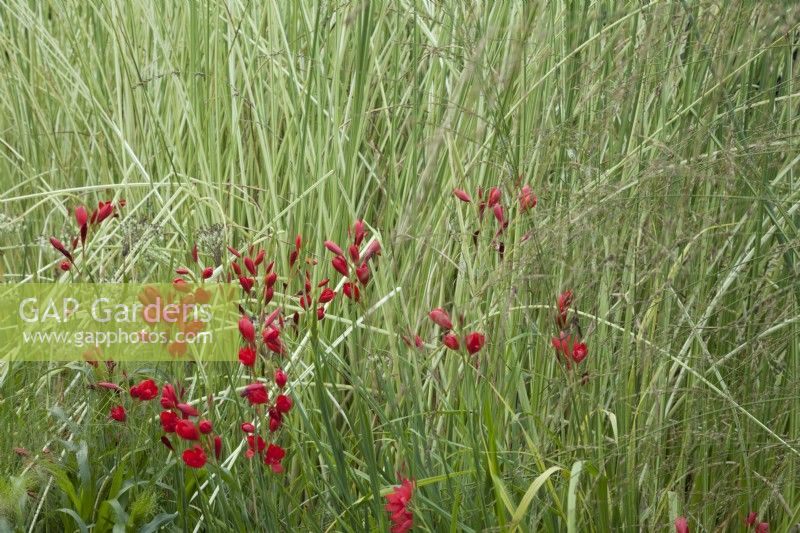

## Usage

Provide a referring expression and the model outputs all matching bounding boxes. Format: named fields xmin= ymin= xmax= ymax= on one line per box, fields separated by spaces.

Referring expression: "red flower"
xmin=177 ymin=402 xmax=199 ymax=417
xmin=110 ymin=405 xmax=126 ymax=422
xmin=246 ymin=435 xmax=266 ymax=459
xmin=239 ymin=316 xmax=255 ymax=344
xmin=265 ymin=444 xmax=286 ymax=473
xmin=353 ymin=220 xmax=366 ymax=246
xmin=355 ymin=263 xmax=371 ymax=285
xmin=275 ymin=369 xmax=287 ymax=388
xmin=755 ymin=523 xmax=769 ymax=533
xmin=75 ymin=205 xmax=88 ymax=227
xmin=241 ymin=383 xmax=269 ymax=405
xmin=348 ymin=243 xmax=360 ymax=263
xmin=428 ymin=308 xmax=453 ymax=330
xmin=487 ymin=187 xmax=501 ymax=207
xmin=176 ymin=419 xmax=200 ymax=440
xmin=519 ymin=185 xmax=537 ymax=211
xmin=95 ymin=381 xmax=122 ymax=392
xmin=239 ymin=346 xmax=257 ymax=367
xmin=182 ymin=445 xmax=207 ymax=468
xmin=241 ymin=422 xmax=255 ymax=433
xmin=319 ymin=288 xmax=336 ymax=304
xmin=343 ymin=282 xmax=360 ymax=302
xmin=49 ymin=237 xmax=73 ymax=262
xmin=275 ymin=394 xmax=293 ymax=414
xmin=239 ymin=276 xmax=254 ymax=293
xmin=130 ymin=379 xmax=159 ymax=401
xmin=674 ymin=517 xmax=689 ymax=533
xmin=265 ymin=336 xmax=285 ymax=355
xmin=332 ymin=255 xmax=348 ymax=277
xmin=160 ymin=384 xmax=179 ymax=409
xmin=464 ymin=332 xmax=485 ymax=355
xmin=269 ymin=410 xmax=282 ymax=432
xmin=572 ymin=343 xmax=588 ymax=364
xmin=198 ymin=420 xmax=213 ymax=434
xmin=59 ymin=261 xmax=71 ymax=271
xmin=191 ymin=243 xmax=199 ymax=263
xmin=160 ymin=410 xmax=179 ymax=432
xmin=202 ymin=267 xmax=213 ymax=279
xmin=213 ymin=435 xmax=222 ymax=459
xmin=551 ymin=333 xmax=588 ymax=368
xmin=244 ymin=257 xmax=257 ymax=276
xmin=556 ymin=290 xmax=573 ymax=328
xmin=442 ymin=333 xmax=460 ymax=350
xmin=453 ymin=188 xmax=472 ymax=203
xmin=385 ymin=478 xmax=414 ymax=533
xmin=492 ymin=203 xmax=505 ymax=226
xmin=746 ymin=512 xmax=758 ymax=526
xmin=92 ymin=201 xmax=115 ymax=224
xmin=324 ymin=240 xmax=344 ymax=256
xmin=363 ymin=241 xmax=381 ymax=263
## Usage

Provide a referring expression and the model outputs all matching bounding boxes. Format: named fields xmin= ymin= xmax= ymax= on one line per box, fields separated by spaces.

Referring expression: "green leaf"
xmin=510 ymin=466 xmax=561 ymax=526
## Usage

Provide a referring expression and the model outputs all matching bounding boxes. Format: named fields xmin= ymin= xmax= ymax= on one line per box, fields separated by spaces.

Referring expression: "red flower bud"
xmin=274 ymin=368 xmax=287 ymax=388
xmin=343 ymin=282 xmax=360 ymax=302
xmin=363 ymin=240 xmax=381 ymax=263
xmin=239 ymin=276 xmax=254 ymax=293
xmin=324 ymin=240 xmax=344 ymax=256
xmin=487 ymin=187 xmax=501 ymax=207
xmin=353 ymin=220 xmax=366 ymax=246
xmin=492 ymin=203 xmax=505 ymax=226
xmin=453 ymin=188 xmax=472 ymax=203
xmin=572 ymin=342 xmax=588 ymax=364
xmin=75 ymin=205 xmax=88 ymax=227
xmin=110 ymin=405 xmax=126 ymax=422
xmin=254 ymin=249 xmax=266 ymax=266
xmin=176 ymin=419 xmax=200 ymax=440
xmin=198 ymin=419 xmax=213 ymax=434
xmin=160 ymin=436 xmax=174 ymax=452
xmin=244 ymin=257 xmax=257 ymax=276
xmin=319 ymin=288 xmax=336 ymax=304
xmin=238 ymin=316 xmax=255 ymax=344
xmin=464 ymin=332 xmax=485 ymax=355
xmin=428 ymin=308 xmax=453 ymax=330
xmin=213 ymin=435 xmax=222 ymax=459
xmin=443 ymin=333 xmax=460 ymax=350
xmin=519 ymin=184 xmax=537 ymax=211
xmin=275 ymin=394 xmax=293 ymax=414
xmin=238 ymin=346 xmax=256 ymax=367
xmin=49 ymin=237 xmax=73 ymax=262
xmin=332 ymin=255 xmax=348 ymax=277
xmin=241 ymin=383 xmax=268 ymax=405
xmin=355 ymin=263 xmax=370 ymax=285
xmin=202 ymin=267 xmax=214 ymax=279
xmin=177 ymin=403 xmax=199 ymax=417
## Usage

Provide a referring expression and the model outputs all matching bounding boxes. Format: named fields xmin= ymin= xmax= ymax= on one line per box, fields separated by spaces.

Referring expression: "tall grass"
xmin=0 ymin=0 xmax=798 ymax=531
